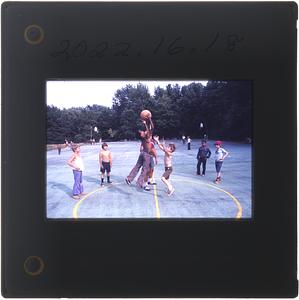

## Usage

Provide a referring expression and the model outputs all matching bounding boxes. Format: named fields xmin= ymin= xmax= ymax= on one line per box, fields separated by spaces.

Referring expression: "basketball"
xmin=140 ymin=110 xmax=152 ymax=120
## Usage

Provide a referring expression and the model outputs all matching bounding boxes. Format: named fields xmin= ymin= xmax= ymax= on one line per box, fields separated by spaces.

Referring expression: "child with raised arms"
xmin=153 ymin=136 xmax=176 ymax=196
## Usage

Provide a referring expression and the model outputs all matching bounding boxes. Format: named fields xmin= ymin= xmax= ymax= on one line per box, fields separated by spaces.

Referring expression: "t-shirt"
xmin=72 ymin=155 xmax=85 ymax=171
xmin=215 ymin=148 xmax=228 ymax=161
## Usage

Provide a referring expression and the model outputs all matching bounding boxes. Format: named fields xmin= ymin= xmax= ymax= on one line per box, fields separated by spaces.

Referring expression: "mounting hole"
xmin=24 ymin=25 xmax=44 ymax=45
xmin=24 ymin=256 xmax=44 ymax=276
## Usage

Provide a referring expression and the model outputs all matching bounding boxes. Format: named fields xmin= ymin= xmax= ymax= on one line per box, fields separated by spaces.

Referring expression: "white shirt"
xmin=73 ymin=155 xmax=85 ymax=171
xmin=215 ymin=147 xmax=228 ymax=161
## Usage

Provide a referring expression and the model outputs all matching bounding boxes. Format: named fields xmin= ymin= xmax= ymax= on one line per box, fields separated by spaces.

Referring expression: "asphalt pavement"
xmin=47 ymin=140 xmax=252 ymax=219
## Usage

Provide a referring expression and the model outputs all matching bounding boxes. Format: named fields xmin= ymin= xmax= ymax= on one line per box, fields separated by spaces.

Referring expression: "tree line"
xmin=47 ymin=80 xmax=251 ymax=144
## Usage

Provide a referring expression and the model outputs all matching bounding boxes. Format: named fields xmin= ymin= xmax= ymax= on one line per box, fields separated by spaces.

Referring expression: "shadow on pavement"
xmin=48 ymin=182 xmax=72 ymax=196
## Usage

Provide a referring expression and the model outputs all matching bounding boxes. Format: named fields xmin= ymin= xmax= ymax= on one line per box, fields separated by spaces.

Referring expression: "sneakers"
xmin=125 ymin=178 xmax=131 ymax=185
xmin=148 ymin=181 xmax=157 ymax=185
xmin=214 ymin=177 xmax=221 ymax=184
xmin=144 ymin=185 xmax=151 ymax=191
xmin=72 ymin=195 xmax=80 ymax=200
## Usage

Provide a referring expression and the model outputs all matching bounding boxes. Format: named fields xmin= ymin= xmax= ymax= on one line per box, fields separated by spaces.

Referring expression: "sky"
xmin=46 ymin=80 xmax=208 ymax=109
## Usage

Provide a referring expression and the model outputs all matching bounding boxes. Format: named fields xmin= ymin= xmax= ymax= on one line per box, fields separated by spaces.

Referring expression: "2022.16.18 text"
xmin=50 ymin=34 xmax=244 ymax=61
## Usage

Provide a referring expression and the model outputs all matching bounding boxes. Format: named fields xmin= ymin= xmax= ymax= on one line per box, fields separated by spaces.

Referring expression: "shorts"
xmin=162 ymin=166 xmax=173 ymax=179
xmin=101 ymin=161 xmax=111 ymax=173
xmin=149 ymin=156 xmax=155 ymax=169
xmin=215 ymin=161 xmax=223 ymax=173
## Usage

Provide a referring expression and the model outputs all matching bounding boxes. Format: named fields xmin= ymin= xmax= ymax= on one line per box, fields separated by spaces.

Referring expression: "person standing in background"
xmin=214 ymin=140 xmax=229 ymax=184
xmin=187 ymin=136 xmax=192 ymax=150
xmin=196 ymin=140 xmax=211 ymax=176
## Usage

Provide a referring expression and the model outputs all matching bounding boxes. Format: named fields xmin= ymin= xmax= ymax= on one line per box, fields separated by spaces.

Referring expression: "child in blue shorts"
xmin=214 ymin=141 xmax=229 ymax=184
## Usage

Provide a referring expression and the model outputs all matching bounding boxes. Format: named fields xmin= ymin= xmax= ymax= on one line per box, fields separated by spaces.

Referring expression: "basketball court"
xmin=47 ymin=140 xmax=252 ymax=219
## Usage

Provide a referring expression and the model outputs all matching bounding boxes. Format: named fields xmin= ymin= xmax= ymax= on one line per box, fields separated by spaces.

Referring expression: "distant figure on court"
xmin=154 ymin=136 xmax=176 ymax=196
xmin=187 ymin=136 xmax=192 ymax=150
xmin=57 ymin=141 xmax=68 ymax=155
xmin=182 ymin=135 xmax=186 ymax=144
xmin=99 ymin=142 xmax=113 ymax=185
xmin=196 ymin=140 xmax=211 ymax=176
xmin=57 ymin=144 xmax=62 ymax=155
xmin=214 ymin=141 xmax=229 ymax=184
xmin=67 ymin=144 xmax=85 ymax=200
xmin=126 ymin=114 xmax=155 ymax=191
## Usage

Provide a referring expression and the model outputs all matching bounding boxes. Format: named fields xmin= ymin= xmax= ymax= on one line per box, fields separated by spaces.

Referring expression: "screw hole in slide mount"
xmin=24 ymin=24 xmax=44 ymax=45
xmin=24 ymin=256 xmax=44 ymax=276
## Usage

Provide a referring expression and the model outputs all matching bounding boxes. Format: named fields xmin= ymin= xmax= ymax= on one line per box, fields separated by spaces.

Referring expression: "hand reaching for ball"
xmin=140 ymin=110 xmax=152 ymax=121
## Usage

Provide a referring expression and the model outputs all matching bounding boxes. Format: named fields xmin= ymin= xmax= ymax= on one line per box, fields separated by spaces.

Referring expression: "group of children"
xmin=67 ymin=142 xmax=113 ymax=199
xmin=66 ymin=120 xmax=229 ymax=199
xmin=196 ymin=140 xmax=229 ymax=183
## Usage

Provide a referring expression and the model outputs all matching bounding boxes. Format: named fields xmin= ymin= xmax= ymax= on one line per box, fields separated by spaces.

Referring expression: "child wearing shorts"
xmin=67 ymin=144 xmax=85 ymax=199
xmin=214 ymin=140 xmax=229 ymax=184
xmin=99 ymin=142 xmax=113 ymax=185
xmin=154 ymin=136 xmax=176 ymax=196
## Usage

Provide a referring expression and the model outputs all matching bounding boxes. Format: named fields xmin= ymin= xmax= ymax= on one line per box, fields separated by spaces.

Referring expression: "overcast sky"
xmin=46 ymin=80 xmax=208 ymax=109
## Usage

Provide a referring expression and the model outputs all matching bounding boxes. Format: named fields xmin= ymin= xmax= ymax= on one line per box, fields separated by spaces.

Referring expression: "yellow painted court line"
xmin=174 ymin=179 xmax=243 ymax=219
xmin=152 ymin=172 xmax=161 ymax=219
xmin=72 ymin=183 xmax=123 ymax=219
xmin=72 ymin=178 xmax=241 ymax=219
xmin=73 ymin=188 xmax=101 ymax=219
xmin=204 ymin=182 xmax=243 ymax=219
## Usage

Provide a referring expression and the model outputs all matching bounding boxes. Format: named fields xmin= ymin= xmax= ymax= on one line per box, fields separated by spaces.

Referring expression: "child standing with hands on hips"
xmin=67 ymin=144 xmax=85 ymax=199
xmin=214 ymin=140 xmax=229 ymax=184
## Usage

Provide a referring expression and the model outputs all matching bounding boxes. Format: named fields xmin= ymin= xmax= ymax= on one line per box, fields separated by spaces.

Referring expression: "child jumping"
xmin=214 ymin=140 xmax=229 ymax=183
xmin=99 ymin=142 xmax=113 ymax=185
xmin=154 ymin=136 xmax=176 ymax=196
xmin=67 ymin=144 xmax=85 ymax=200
